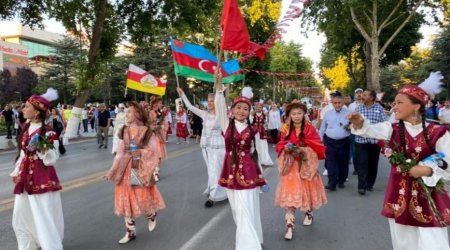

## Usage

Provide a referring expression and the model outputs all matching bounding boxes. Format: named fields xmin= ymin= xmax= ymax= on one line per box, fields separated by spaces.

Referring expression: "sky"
xmin=1 ymin=0 xmax=442 ymax=73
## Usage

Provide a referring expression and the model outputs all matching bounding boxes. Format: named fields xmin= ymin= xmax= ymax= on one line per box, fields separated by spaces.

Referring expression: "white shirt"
xmin=439 ymin=107 xmax=450 ymax=123
xmin=267 ymin=109 xmax=281 ymax=130
xmin=348 ymin=101 xmax=363 ymax=112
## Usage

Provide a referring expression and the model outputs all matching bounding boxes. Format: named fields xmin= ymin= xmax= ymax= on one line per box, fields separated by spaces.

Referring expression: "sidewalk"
xmin=0 ymin=130 xmax=100 ymax=150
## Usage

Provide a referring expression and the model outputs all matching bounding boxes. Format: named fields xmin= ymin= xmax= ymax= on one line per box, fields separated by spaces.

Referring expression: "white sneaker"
xmin=323 ymin=169 xmax=328 ymax=176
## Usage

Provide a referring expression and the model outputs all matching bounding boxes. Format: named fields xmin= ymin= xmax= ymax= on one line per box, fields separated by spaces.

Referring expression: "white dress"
xmin=10 ymin=123 xmax=64 ymax=250
xmin=250 ymin=113 xmax=274 ymax=166
xmin=181 ymin=94 xmax=227 ymax=201
xmin=112 ymin=111 xmax=127 ymax=154
xmin=215 ymin=91 xmax=263 ymax=250
xmin=352 ymin=120 xmax=450 ymax=250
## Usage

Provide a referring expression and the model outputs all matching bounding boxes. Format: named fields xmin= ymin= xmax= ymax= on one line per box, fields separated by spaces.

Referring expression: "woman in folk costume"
xmin=148 ymin=96 xmax=167 ymax=182
xmin=251 ymin=102 xmax=274 ymax=166
xmin=176 ymin=105 xmax=189 ymax=144
xmin=105 ymin=101 xmax=165 ymax=244
xmin=112 ymin=103 xmax=127 ymax=154
xmin=162 ymin=105 xmax=173 ymax=142
xmin=215 ymin=81 xmax=266 ymax=250
xmin=177 ymin=87 xmax=227 ymax=207
xmin=11 ymin=88 xmax=64 ymax=250
xmin=348 ymin=72 xmax=450 ymax=250
xmin=275 ymin=102 xmax=327 ymax=240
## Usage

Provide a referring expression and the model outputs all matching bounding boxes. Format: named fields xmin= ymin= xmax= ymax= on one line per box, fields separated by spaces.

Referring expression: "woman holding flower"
xmin=275 ymin=102 xmax=327 ymax=240
xmin=347 ymin=75 xmax=450 ymax=250
xmin=11 ymin=89 xmax=64 ymax=250
xmin=106 ymin=101 xmax=165 ymax=244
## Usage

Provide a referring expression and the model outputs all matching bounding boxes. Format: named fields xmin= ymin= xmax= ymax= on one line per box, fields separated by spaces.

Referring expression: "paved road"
xmin=0 ymin=136 xmax=447 ymax=249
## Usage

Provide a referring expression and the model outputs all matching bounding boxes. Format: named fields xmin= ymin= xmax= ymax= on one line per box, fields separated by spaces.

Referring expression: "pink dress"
xmin=107 ymin=126 xmax=165 ymax=218
xmin=274 ymin=123 xmax=327 ymax=211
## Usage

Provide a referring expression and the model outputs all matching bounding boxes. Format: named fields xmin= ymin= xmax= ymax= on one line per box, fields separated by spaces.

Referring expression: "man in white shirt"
xmin=438 ymin=99 xmax=450 ymax=124
xmin=348 ymin=88 xmax=364 ymax=112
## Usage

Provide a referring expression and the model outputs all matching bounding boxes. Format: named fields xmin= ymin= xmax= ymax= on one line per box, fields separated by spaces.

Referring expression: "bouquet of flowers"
xmin=281 ymin=142 xmax=307 ymax=176
xmin=384 ymin=145 xmax=446 ymax=225
xmin=27 ymin=134 xmax=55 ymax=152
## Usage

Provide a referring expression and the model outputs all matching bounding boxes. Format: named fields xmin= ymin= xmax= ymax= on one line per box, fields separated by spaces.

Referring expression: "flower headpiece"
xmin=399 ymin=72 xmax=444 ymax=105
xmin=233 ymin=86 xmax=253 ymax=107
xmin=27 ymin=88 xmax=58 ymax=112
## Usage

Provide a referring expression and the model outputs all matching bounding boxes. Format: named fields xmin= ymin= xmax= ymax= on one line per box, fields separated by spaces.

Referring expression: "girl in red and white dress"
xmin=176 ymin=106 xmax=189 ymax=144
xmin=348 ymin=72 xmax=450 ymax=250
xmin=11 ymin=88 xmax=64 ymax=250
xmin=215 ymin=81 xmax=266 ymax=250
xmin=251 ymin=103 xmax=274 ymax=166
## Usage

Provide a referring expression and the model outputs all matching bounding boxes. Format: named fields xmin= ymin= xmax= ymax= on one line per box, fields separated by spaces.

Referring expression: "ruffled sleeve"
xmin=351 ymin=117 xmax=393 ymax=141
xmin=421 ymin=131 xmax=450 ymax=187
xmin=181 ymin=94 xmax=206 ymax=119
xmin=215 ymin=90 xmax=229 ymax=133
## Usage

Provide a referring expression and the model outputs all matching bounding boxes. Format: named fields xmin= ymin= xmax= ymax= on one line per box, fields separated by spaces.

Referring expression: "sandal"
xmin=303 ymin=211 xmax=313 ymax=226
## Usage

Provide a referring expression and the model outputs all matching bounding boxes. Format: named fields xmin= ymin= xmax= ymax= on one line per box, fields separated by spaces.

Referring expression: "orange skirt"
xmin=275 ymin=160 xmax=327 ymax=211
xmin=114 ymin=164 xmax=165 ymax=218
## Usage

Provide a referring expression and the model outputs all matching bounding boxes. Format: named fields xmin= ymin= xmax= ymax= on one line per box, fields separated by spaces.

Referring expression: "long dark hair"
xmin=119 ymin=101 xmax=152 ymax=145
xmin=284 ymin=102 xmax=307 ymax=144
xmin=16 ymin=107 xmax=47 ymax=161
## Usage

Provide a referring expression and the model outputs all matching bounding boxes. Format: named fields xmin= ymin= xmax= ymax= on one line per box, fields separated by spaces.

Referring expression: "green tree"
xmin=305 ymin=0 xmax=442 ymax=91
xmin=431 ymin=24 xmax=450 ymax=98
xmin=35 ymin=36 xmax=82 ymax=104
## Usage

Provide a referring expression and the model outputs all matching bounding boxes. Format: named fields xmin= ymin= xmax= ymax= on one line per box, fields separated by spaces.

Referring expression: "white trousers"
xmin=13 ymin=192 xmax=64 ymax=250
xmin=388 ymin=218 xmax=450 ymax=250
xmin=227 ymin=189 xmax=263 ymax=250
xmin=255 ymin=134 xmax=273 ymax=166
xmin=202 ymin=147 xmax=227 ymax=201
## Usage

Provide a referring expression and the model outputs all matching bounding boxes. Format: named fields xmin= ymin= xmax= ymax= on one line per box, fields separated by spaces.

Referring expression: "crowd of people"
xmin=3 ymin=73 xmax=450 ymax=249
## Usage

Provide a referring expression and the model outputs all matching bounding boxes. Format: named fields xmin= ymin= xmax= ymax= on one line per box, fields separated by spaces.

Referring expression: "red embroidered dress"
xmin=253 ymin=113 xmax=267 ymax=139
xmin=219 ymin=124 xmax=266 ymax=190
xmin=14 ymin=127 xmax=61 ymax=195
xmin=382 ymin=123 xmax=450 ymax=227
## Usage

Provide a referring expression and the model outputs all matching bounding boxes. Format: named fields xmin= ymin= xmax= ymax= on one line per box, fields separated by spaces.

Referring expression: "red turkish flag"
xmin=220 ymin=0 xmax=250 ymax=53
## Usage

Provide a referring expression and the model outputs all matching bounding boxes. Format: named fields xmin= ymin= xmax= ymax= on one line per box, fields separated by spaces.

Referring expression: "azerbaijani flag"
xmin=126 ymin=64 xmax=166 ymax=96
xmin=170 ymin=38 xmax=244 ymax=84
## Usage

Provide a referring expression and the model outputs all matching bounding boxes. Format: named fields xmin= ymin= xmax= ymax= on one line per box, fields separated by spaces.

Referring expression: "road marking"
xmin=179 ymin=167 xmax=272 ymax=250
xmin=0 ymin=145 xmax=200 ymax=213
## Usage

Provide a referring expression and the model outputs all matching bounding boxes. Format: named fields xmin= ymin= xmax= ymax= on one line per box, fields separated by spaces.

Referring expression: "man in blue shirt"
xmin=320 ymin=92 xmax=351 ymax=191
xmin=354 ymin=90 xmax=387 ymax=195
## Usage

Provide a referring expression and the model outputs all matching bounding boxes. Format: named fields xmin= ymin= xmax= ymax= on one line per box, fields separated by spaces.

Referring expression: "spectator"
xmin=267 ymin=103 xmax=282 ymax=145
xmin=97 ymin=104 xmax=111 ymax=149
xmin=354 ymin=90 xmax=387 ymax=195
xmin=82 ymin=107 xmax=89 ymax=133
xmin=2 ymin=105 xmax=14 ymax=139
xmin=438 ymin=99 xmax=450 ymax=126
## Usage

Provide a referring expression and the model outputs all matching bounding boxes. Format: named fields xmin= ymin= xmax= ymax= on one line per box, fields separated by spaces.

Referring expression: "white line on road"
xmin=179 ymin=167 xmax=273 ymax=250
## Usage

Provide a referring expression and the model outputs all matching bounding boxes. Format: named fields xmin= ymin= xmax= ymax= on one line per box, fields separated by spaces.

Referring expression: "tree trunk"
xmin=64 ymin=0 xmax=108 ymax=139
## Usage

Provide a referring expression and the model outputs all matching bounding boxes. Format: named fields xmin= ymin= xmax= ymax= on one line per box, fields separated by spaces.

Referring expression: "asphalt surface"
xmin=0 ymin=136 xmax=448 ymax=250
